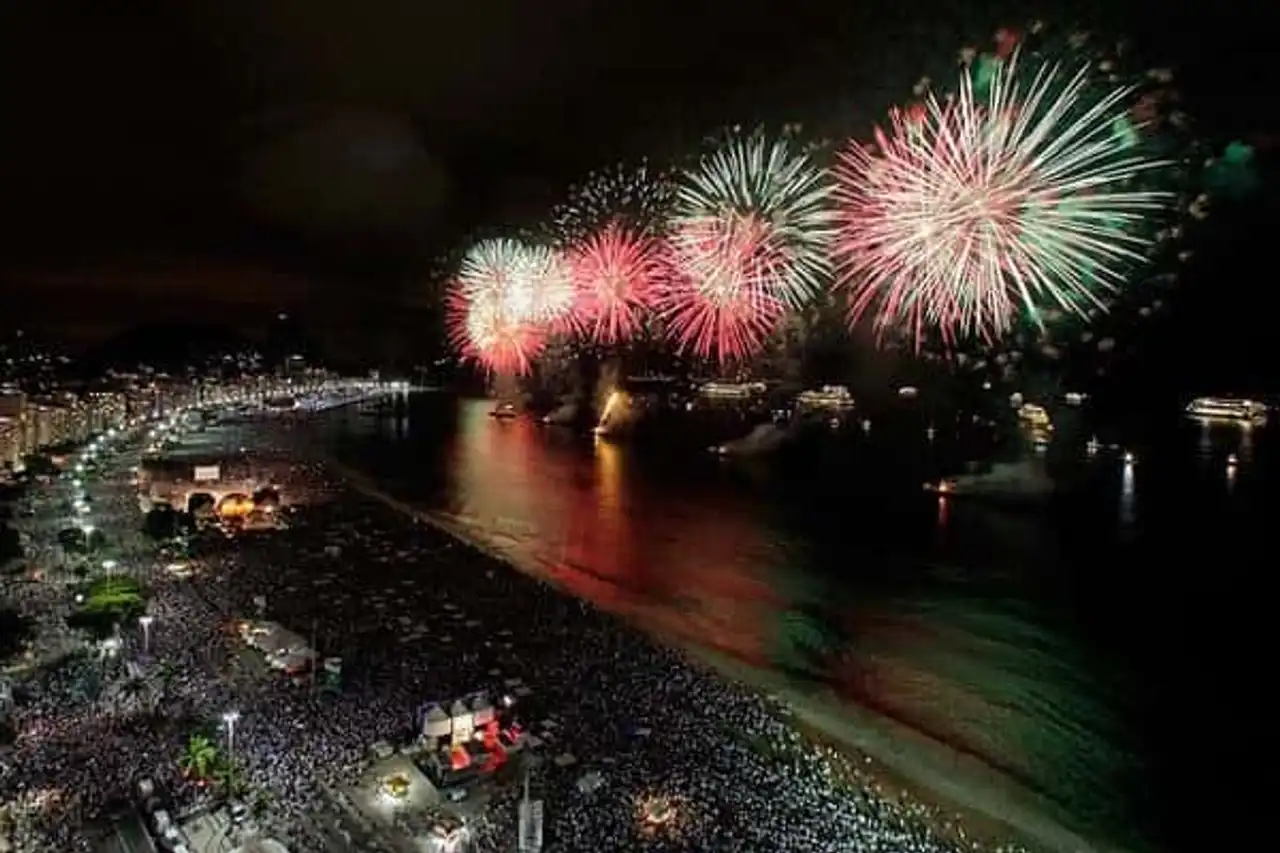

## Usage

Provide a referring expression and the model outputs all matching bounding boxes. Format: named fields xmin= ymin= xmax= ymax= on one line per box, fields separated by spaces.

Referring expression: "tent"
xmin=423 ymin=704 xmax=451 ymax=738
xmin=449 ymin=700 xmax=473 ymax=745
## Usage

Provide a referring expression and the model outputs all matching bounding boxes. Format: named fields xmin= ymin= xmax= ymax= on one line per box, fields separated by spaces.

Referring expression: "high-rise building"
xmin=0 ymin=388 xmax=23 ymax=420
xmin=0 ymin=390 xmax=28 ymax=469
xmin=0 ymin=417 xmax=23 ymax=476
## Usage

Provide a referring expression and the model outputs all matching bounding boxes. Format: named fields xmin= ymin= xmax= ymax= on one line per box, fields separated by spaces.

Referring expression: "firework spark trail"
xmin=835 ymin=54 xmax=1173 ymax=346
xmin=660 ymin=132 xmax=836 ymax=362
xmin=550 ymin=161 xmax=677 ymax=245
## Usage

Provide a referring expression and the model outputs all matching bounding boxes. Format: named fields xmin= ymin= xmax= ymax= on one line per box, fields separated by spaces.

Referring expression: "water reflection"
xmin=329 ymin=395 xmax=1277 ymax=847
xmin=1119 ymin=455 xmax=1137 ymax=528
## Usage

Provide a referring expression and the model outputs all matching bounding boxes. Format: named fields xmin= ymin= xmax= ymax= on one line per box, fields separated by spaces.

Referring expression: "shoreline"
xmin=322 ymin=454 xmax=1119 ymax=853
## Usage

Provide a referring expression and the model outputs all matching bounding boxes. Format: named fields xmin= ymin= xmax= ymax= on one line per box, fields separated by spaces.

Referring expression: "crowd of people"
xmin=1 ymin=400 xmax=1023 ymax=853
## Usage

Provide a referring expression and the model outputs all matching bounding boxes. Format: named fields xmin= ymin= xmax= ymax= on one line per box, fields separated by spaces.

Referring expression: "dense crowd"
xmin=0 ymin=403 xmax=1018 ymax=853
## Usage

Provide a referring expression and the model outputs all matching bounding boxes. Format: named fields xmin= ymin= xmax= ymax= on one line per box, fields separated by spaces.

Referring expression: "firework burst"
xmin=567 ymin=222 xmax=667 ymax=345
xmin=446 ymin=289 xmax=545 ymax=375
xmin=661 ymin=131 xmax=836 ymax=362
xmin=834 ymin=52 xmax=1174 ymax=346
xmin=550 ymin=161 xmax=677 ymax=245
xmin=446 ymin=238 xmax=570 ymax=373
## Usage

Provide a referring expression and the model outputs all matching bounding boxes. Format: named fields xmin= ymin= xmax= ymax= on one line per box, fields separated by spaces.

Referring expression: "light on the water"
xmin=1120 ymin=455 xmax=1136 ymax=526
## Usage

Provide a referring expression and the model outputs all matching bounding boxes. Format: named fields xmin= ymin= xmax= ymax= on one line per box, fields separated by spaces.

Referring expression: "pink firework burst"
xmin=833 ymin=55 xmax=1170 ymax=347
xmin=660 ymin=131 xmax=833 ymax=362
xmin=567 ymin=222 xmax=666 ymax=345
xmin=446 ymin=288 xmax=546 ymax=376
xmin=656 ymin=215 xmax=784 ymax=362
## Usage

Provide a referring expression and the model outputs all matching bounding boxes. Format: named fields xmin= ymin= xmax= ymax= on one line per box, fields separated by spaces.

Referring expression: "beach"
xmin=323 ymin=453 xmax=1114 ymax=853
xmin=5 ymin=398 xmax=1031 ymax=853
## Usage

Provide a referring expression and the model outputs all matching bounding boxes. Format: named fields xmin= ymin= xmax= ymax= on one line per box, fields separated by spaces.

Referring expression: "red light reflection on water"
xmin=447 ymin=403 xmax=779 ymax=665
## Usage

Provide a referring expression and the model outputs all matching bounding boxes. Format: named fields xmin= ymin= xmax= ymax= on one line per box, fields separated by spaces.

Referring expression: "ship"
xmin=795 ymin=385 xmax=856 ymax=411
xmin=1184 ymin=397 xmax=1267 ymax=423
xmin=924 ymin=459 xmax=1055 ymax=508
xmin=697 ymin=381 xmax=766 ymax=400
xmin=1017 ymin=403 xmax=1053 ymax=428
xmin=711 ymin=422 xmax=789 ymax=457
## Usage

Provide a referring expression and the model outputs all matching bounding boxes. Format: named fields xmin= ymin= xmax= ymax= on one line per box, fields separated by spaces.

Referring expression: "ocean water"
xmin=317 ymin=393 xmax=1273 ymax=850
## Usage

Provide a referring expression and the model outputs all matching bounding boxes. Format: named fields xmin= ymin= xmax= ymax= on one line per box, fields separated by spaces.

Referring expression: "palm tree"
xmin=179 ymin=735 xmax=219 ymax=782
xmin=212 ymin=760 xmax=245 ymax=797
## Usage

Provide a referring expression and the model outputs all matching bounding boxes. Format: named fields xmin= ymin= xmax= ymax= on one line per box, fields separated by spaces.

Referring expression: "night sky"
xmin=0 ymin=0 xmax=1272 ymax=370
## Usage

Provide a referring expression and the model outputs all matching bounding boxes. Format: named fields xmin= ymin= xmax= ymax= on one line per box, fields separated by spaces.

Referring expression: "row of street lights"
xmin=73 ymin=401 xmax=246 ymax=795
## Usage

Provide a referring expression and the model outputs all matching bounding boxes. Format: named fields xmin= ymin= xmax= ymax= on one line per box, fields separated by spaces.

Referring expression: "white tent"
xmin=449 ymin=699 xmax=473 ymax=745
xmin=423 ymin=704 xmax=451 ymax=738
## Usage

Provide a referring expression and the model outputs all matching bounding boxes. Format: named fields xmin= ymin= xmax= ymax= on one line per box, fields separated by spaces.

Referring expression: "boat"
xmin=924 ymin=460 xmax=1055 ymax=508
xmin=697 ymin=381 xmax=766 ymax=400
xmin=489 ymin=402 xmax=518 ymax=419
xmin=1017 ymin=403 xmax=1053 ymax=429
xmin=1184 ymin=396 xmax=1267 ymax=423
xmin=796 ymin=385 xmax=856 ymax=411
xmin=711 ymin=423 xmax=789 ymax=457
xmin=541 ymin=401 xmax=578 ymax=426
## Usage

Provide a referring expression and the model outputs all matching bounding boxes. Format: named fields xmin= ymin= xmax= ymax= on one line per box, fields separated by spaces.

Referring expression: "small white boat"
xmin=698 ymin=380 xmax=766 ymax=399
xmin=1184 ymin=397 xmax=1267 ymax=423
xmin=796 ymin=385 xmax=856 ymax=411
xmin=924 ymin=460 xmax=1055 ymax=507
xmin=712 ymin=423 xmax=788 ymax=457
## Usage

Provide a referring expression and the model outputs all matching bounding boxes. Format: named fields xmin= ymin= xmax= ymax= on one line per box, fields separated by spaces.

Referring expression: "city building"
xmin=0 ymin=389 xmax=27 ymax=475
xmin=0 ymin=416 xmax=23 ymax=477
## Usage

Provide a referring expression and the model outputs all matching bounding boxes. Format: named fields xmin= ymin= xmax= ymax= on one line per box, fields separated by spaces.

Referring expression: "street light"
xmin=101 ymin=559 xmax=117 ymax=575
xmin=139 ymin=615 xmax=154 ymax=653
xmin=223 ymin=710 xmax=241 ymax=792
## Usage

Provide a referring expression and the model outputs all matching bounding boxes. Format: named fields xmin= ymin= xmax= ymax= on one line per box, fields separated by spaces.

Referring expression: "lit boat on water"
xmin=1017 ymin=403 xmax=1053 ymax=428
xmin=1017 ymin=404 xmax=1054 ymax=447
xmin=1184 ymin=397 xmax=1267 ymax=423
xmin=796 ymin=385 xmax=856 ymax=411
xmin=923 ymin=460 xmax=1055 ymax=508
xmin=697 ymin=381 xmax=766 ymax=399
xmin=489 ymin=402 xmax=518 ymax=419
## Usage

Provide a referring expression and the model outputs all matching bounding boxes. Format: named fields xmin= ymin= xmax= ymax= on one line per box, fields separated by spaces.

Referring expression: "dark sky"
xmin=0 ymin=0 xmax=1272 ymax=358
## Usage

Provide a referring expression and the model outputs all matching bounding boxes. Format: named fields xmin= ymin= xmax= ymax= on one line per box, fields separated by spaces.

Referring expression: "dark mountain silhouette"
xmin=77 ymin=322 xmax=252 ymax=374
